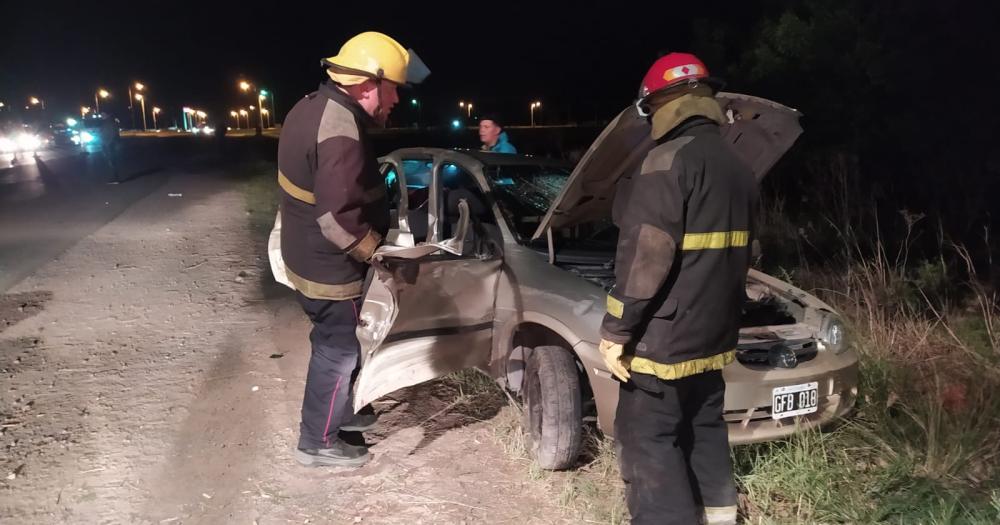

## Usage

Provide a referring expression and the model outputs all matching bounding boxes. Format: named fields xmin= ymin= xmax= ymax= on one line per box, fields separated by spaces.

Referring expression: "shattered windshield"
xmin=484 ymin=163 xmax=619 ymax=251
xmin=484 ymin=164 xmax=571 ymax=240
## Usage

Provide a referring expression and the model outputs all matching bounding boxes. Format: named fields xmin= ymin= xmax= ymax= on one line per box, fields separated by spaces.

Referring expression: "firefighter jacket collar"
xmin=650 ymin=92 xmax=725 ymax=141
xmin=318 ymin=80 xmax=377 ymax=130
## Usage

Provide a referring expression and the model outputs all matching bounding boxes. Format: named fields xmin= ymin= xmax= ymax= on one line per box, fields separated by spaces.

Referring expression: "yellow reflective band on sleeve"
xmin=278 ymin=170 xmax=316 ymax=205
xmin=629 ymin=350 xmax=735 ymax=381
xmin=704 ymin=505 xmax=738 ymax=525
xmin=681 ymin=230 xmax=749 ymax=251
xmin=606 ymin=295 xmax=625 ymax=319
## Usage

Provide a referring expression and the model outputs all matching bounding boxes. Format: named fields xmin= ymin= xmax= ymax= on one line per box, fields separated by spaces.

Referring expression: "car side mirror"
xmin=373 ymin=199 xmax=470 ymax=260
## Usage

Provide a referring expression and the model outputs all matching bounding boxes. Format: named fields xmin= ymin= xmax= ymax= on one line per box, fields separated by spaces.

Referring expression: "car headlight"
xmin=17 ymin=133 xmax=42 ymax=151
xmin=80 ymin=131 xmax=96 ymax=144
xmin=818 ymin=314 xmax=849 ymax=354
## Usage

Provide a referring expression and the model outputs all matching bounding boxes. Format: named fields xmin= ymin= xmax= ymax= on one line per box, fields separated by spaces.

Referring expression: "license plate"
xmin=771 ymin=382 xmax=819 ymax=419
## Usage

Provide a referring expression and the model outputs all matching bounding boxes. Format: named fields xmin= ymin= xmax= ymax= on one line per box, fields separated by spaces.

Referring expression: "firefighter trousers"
xmin=295 ymin=293 xmax=362 ymax=450
xmin=615 ymin=369 xmax=738 ymax=525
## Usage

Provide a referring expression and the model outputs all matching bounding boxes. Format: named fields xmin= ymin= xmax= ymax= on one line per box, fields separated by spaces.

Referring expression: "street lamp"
xmin=410 ymin=98 xmax=421 ymax=127
xmin=95 ymin=89 xmax=110 ymax=113
xmin=135 ymin=94 xmax=147 ymax=130
xmin=261 ymin=108 xmax=270 ymax=128
xmin=29 ymin=97 xmax=45 ymax=110
xmin=81 ymin=106 xmax=91 ymax=117
xmin=260 ymin=89 xmax=276 ymax=125
xmin=530 ymin=101 xmax=542 ymax=127
xmin=230 ymin=110 xmax=239 ymax=129
xmin=152 ymin=107 xmax=161 ymax=129
xmin=239 ymin=109 xmax=248 ymax=129
xmin=257 ymin=93 xmax=266 ymax=129
xmin=135 ymin=93 xmax=147 ymax=130
xmin=239 ymin=80 xmax=251 ymax=92
xmin=129 ymin=82 xmax=145 ymax=129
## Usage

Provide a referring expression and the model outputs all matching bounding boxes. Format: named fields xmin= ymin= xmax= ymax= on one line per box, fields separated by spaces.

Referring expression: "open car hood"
xmin=531 ymin=92 xmax=803 ymax=240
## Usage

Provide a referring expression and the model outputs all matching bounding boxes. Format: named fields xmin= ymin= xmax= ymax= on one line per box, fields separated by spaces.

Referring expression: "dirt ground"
xmin=0 ymin=166 xmax=580 ymax=524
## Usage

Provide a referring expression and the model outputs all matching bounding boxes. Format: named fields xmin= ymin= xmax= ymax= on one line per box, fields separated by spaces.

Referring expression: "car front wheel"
xmin=523 ymin=345 xmax=583 ymax=470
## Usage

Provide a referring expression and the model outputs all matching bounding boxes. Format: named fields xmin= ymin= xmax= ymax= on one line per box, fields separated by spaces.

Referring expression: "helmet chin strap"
xmin=372 ymin=68 xmax=387 ymax=127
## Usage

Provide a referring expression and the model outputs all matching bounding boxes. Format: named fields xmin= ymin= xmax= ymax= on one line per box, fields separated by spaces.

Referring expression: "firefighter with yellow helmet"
xmin=278 ymin=31 xmax=429 ymax=468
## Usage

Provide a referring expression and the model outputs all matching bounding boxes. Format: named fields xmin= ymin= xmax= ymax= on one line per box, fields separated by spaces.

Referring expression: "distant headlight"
xmin=80 ymin=131 xmax=96 ymax=144
xmin=191 ymin=127 xmax=201 ymax=134
xmin=202 ymin=126 xmax=215 ymax=135
xmin=818 ymin=315 xmax=848 ymax=354
xmin=18 ymin=133 xmax=42 ymax=151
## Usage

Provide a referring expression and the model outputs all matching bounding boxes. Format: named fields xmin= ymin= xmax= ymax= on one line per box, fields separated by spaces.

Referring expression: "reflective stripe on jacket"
xmin=277 ymin=81 xmax=389 ymax=300
xmin=600 ymin=116 xmax=758 ymax=378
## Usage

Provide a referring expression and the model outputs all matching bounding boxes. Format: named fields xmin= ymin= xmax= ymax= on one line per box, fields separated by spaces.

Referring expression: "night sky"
xmin=1 ymin=1 xmax=767 ymax=127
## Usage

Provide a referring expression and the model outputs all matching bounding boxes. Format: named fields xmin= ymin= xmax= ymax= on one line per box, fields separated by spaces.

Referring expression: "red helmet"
xmin=638 ymin=52 xmax=723 ymax=100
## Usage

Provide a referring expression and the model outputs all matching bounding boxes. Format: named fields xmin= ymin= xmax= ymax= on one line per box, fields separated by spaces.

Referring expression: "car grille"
xmin=735 ymin=338 xmax=817 ymax=366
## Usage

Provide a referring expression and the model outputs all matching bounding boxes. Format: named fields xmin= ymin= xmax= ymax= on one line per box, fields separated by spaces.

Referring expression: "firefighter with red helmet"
xmin=598 ymin=53 xmax=757 ymax=524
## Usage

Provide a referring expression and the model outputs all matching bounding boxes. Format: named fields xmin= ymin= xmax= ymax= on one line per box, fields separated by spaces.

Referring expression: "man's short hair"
xmin=479 ymin=114 xmax=503 ymax=129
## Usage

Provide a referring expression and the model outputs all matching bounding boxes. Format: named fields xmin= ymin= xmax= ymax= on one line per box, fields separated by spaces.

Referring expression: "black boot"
xmin=295 ymin=438 xmax=370 ymax=468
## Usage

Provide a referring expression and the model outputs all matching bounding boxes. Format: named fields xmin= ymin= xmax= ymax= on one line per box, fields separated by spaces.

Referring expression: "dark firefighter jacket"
xmin=599 ymin=114 xmax=758 ymax=381
xmin=278 ymin=81 xmax=389 ymax=300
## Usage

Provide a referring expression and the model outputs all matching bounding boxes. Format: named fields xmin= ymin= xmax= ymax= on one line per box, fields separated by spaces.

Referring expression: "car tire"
xmin=522 ymin=345 xmax=583 ymax=470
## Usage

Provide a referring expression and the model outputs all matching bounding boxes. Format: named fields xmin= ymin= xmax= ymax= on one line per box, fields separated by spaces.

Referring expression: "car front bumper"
xmin=578 ymin=342 xmax=859 ymax=443
xmin=722 ymin=348 xmax=859 ymax=444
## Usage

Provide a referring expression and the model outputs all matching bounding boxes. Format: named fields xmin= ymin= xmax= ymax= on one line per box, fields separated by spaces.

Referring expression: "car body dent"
xmin=353 ymin=241 xmax=502 ymax=411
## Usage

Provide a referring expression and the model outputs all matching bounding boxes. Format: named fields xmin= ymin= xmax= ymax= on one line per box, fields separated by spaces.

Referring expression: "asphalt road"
xmin=0 ymin=140 xmax=211 ymax=292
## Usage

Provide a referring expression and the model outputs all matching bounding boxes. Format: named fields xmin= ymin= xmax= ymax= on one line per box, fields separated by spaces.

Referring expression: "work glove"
xmin=598 ymin=339 xmax=631 ymax=382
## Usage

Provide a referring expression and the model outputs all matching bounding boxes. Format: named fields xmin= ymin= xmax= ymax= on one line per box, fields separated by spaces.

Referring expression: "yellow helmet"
xmin=322 ymin=31 xmax=409 ymax=85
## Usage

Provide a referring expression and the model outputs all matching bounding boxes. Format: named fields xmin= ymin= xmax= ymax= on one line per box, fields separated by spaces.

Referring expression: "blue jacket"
xmin=487 ymin=131 xmax=517 ymax=154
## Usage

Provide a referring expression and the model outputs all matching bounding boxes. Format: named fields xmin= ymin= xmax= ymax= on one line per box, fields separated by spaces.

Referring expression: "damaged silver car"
xmin=281 ymin=93 xmax=859 ymax=470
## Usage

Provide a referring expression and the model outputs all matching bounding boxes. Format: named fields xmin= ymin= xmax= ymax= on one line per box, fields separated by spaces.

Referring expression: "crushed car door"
xmin=353 ymin=198 xmax=503 ymax=411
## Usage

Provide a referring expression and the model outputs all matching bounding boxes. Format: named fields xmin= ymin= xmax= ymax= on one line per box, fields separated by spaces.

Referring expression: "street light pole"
xmin=411 ymin=98 xmax=421 ymax=128
xmin=94 ymin=89 xmax=109 ymax=114
xmin=152 ymin=107 xmax=161 ymax=129
xmin=136 ymin=94 xmax=147 ymax=130
xmin=270 ymin=91 xmax=277 ymax=124
xmin=530 ymin=101 xmax=541 ymax=127
xmin=257 ymin=93 xmax=265 ymax=130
